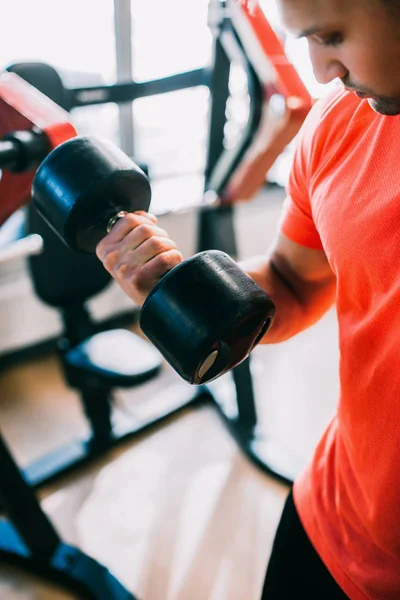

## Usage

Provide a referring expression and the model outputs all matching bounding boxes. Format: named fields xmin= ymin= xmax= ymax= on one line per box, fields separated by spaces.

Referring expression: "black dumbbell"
xmin=32 ymin=135 xmax=276 ymax=385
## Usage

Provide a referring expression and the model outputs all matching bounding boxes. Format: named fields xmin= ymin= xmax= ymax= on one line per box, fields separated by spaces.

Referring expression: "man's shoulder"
xmin=297 ymin=86 xmax=364 ymax=163
xmin=312 ymin=86 xmax=362 ymax=123
xmin=303 ymin=86 xmax=361 ymax=134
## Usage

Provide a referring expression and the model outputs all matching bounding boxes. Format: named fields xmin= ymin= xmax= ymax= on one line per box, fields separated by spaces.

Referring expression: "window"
xmin=0 ymin=1 xmax=116 ymax=80
xmin=130 ymin=0 xmax=212 ymax=210
xmin=0 ymin=0 xmax=119 ymax=144
xmin=131 ymin=0 xmax=212 ymax=81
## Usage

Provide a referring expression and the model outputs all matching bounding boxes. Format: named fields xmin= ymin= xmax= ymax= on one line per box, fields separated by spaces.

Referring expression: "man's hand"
xmin=96 ymin=211 xmax=183 ymax=306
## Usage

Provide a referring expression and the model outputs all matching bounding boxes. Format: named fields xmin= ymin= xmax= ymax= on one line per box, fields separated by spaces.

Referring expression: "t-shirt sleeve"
xmin=280 ymin=165 xmax=323 ymax=250
xmin=279 ymin=94 xmax=335 ymax=251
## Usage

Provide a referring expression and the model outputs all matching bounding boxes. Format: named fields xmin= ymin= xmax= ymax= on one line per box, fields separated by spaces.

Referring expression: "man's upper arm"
xmin=271 ymin=92 xmax=346 ymax=297
xmin=271 ymin=232 xmax=335 ymax=296
xmin=240 ymin=233 xmax=336 ymax=343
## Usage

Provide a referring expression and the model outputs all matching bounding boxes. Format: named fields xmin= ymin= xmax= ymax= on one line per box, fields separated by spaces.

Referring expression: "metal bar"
xmin=232 ymin=358 xmax=257 ymax=430
xmin=0 ymin=523 xmax=136 ymax=599
xmin=114 ymin=0 xmax=135 ymax=156
xmin=206 ymin=27 xmax=263 ymax=197
xmin=197 ymin=203 xmax=237 ymax=258
xmin=0 ymin=389 xmax=205 ymax=496
xmin=69 ymin=68 xmax=210 ymax=108
xmin=204 ymin=36 xmax=231 ymax=188
xmin=0 ymin=432 xmax=60 ymax=560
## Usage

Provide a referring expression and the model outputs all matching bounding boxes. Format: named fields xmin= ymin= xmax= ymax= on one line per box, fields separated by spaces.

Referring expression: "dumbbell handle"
xmin=102 ymin=210 xmax=273 ymax=384
xmin=104 ymin=212 xmax=230 ymax=381
xmin=31 ymin=135 xmax=276 ymax=384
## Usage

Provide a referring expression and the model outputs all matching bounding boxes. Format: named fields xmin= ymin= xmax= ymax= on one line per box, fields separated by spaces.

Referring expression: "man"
xmin=96 ymin=1 xmax=400 ymax=597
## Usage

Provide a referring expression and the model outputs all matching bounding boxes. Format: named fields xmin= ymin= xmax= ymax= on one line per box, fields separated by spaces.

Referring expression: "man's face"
xmin=276 ymin=0 xmax=400 ymax=115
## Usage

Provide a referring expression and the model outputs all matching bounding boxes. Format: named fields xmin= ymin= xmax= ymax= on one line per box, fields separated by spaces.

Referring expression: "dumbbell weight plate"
xmin=32 ymin=136 xmax=151 ymax=253
xmin=140 ymin=250 xmax=276 ymax=384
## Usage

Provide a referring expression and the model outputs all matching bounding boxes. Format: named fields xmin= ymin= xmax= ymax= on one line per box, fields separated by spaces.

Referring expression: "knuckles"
xmin=99 ymin=247 xmax=120 ymax=272
xmin=154 ymin=249 xmax=183 ymax=270
xmin=123 ymin=212 xmax=143 ymax=228
xmin=146 ymin=236 xmax=174 ymax=254
xmin=114 ymin=262 xmax=130 ymax=280
xmin=135 ymin=223 xmax=156 ymax=239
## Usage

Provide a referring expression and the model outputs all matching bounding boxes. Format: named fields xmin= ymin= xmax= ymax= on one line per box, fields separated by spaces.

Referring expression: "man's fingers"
xmin=107 ymin=249 xmax=183 ymax=307
xmin=97 ymin=211 xmax=157 ymax=255
xmin=134 ymin=210 xmax=157 ymax=223
xmin=113 ymin=237 xmax=179 ymax=273
xmin=120 ymin=224 xmax=170 ymax=253
xmin=95 ymin=208 xmax=182 ymax=305
xmin=108 ymin=212 xmax=157 ymax=241
xmin=132 ymin=249 xmax=184 ymax=292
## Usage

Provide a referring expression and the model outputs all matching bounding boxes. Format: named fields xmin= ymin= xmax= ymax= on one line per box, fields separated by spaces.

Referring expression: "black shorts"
xmin=261 ymin=490 xmax=349 ymax=599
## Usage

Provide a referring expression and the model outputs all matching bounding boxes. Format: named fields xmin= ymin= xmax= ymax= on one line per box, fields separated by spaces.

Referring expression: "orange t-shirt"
xmin=281 ymin=86 xmax=400 ymax=600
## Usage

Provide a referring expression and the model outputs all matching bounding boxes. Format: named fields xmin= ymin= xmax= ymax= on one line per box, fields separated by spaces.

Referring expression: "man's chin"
xmin=368 ymin=97 xmax=400 ymax=116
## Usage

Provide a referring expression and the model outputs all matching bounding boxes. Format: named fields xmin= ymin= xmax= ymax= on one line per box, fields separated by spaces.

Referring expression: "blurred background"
xmin=0 ymin=2 xmax=340 ymax=599
xmin=0 ymin=0 xmax=335 ymax=354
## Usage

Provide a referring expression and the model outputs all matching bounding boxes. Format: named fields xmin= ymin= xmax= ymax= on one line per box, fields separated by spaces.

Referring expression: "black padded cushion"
xmin=65 ymin=329 xmax=162 ymax=386
xmin=6 ymin=61 xmax=70 ymax=110
xmin=27 ymin=205 xmax=111 ymax=308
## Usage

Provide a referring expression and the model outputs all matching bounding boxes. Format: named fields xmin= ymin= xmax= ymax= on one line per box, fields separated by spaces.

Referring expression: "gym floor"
xmin=0 ymin=189 xmax=339 ymax=600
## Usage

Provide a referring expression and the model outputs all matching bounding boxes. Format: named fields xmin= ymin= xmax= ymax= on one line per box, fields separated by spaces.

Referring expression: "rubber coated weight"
xmin=31 ymin=135 xmax=276 ymax=384
xmin=140 ymin=250 xmax=276 ymax=384
xmin=32 ymin=136 xmax=151 ymax=253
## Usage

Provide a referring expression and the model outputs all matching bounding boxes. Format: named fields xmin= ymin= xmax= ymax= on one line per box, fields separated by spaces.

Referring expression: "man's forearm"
xmin=239 ymin=255 xmax=336 ymax=344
